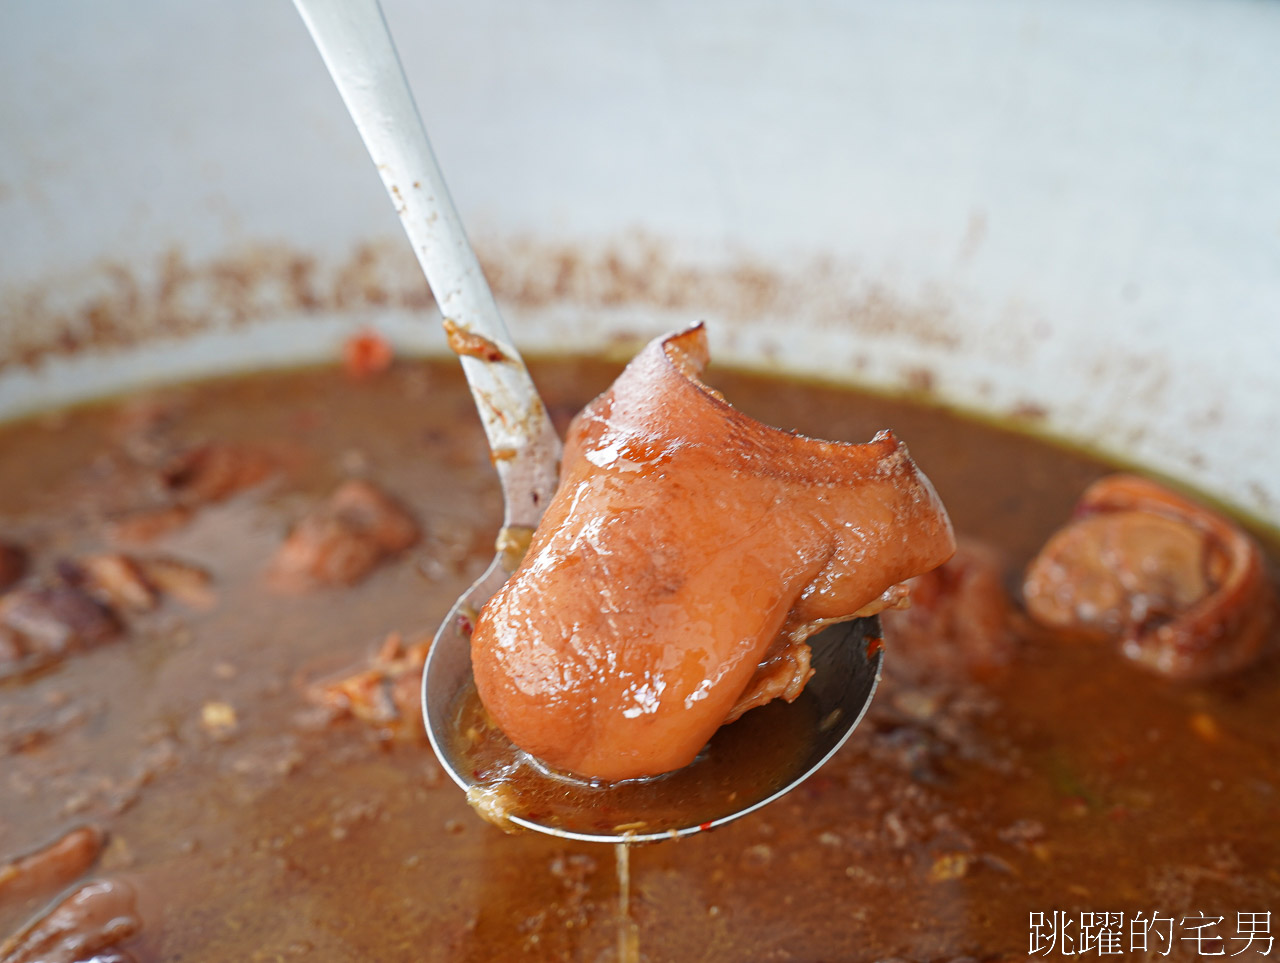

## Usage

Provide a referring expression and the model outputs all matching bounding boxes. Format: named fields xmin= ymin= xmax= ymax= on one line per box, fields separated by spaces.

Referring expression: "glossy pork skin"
xmin=471 ymin=325 xmax=956 ymax=781
xmin=1023 ymin=474 xmax=1274 ymax=680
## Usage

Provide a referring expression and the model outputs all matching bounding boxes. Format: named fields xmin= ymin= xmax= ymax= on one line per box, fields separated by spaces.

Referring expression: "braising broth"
xmin=0 ymin=357 xmax=1276 ymax=961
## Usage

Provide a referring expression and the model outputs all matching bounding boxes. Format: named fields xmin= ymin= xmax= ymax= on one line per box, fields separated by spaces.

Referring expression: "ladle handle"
xmin=293 ymin=0 xmax=561 ymax=531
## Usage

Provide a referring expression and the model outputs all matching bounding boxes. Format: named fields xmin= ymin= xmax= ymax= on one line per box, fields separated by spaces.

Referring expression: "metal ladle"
xmin=293 ymin=0 xmax=884 ymax=844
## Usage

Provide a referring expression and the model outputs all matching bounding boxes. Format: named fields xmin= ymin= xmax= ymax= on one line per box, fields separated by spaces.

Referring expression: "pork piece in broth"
xmin=471 ymin=325 xmax=955 ymax=781
xmin=1023 ymin=473 xmax=1274 ymax=680
xmin=881 ymin=538 xmax=1017 ymax=683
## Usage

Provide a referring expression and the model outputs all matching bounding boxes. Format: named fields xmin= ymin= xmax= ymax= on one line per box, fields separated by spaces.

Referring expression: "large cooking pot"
xmin=3 ymin=0 xmax=1278 ymax=523
xmin=2 ymin=2 xmax=1278 ymax=960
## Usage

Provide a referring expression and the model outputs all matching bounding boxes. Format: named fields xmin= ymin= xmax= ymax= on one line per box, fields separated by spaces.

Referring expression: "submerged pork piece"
xmin=307 ymin=631 xmax=432 ymax=741
xmin=268 ymin=479 xmax=419 ymax=591
xmin=0 ymin=826 xmax=105 ymax=906
xmin=0 ymin=541 xmax=27 ymax=592
xmin=0 ymin=878 xmax=139 ymax=963
xmin=1023 ymin=474 xmax=1274 ymax=680
xmin=0 ymin=585 xmax=121 ymax=672
xmin=881 ymin=538 xmax=1017 ymax=683
xmin=471 ymin=324 xmax=955 ymax=781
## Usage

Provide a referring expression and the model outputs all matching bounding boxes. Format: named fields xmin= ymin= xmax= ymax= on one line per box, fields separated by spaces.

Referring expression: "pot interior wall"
xmin=2 ymin=0 xmax=1278 ymax=523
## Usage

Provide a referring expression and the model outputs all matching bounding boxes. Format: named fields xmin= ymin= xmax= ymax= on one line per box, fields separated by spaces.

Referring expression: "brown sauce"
xmin=0 ymin=357 xmax=1276 ymax=962
xmin=453 ymin=675 xmax=822 ymax=838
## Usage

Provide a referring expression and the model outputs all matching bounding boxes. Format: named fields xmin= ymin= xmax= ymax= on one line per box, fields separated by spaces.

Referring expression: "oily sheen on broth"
xmin=0 ymin=356 xmax=1275 ymax=962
